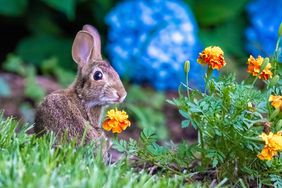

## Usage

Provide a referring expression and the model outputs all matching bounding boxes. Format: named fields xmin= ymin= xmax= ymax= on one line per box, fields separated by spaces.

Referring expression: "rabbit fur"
xmin=34 ymin=25 xmax=127 ymax=147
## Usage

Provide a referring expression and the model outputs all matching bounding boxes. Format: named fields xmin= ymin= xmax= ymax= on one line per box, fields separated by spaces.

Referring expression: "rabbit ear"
xmin=72 ymin=31 xmax=94 ymax=67
xmin=82 ymin=25 xmax=102 ymax=61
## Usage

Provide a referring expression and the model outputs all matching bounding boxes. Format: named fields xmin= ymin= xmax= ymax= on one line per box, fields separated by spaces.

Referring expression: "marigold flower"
xmin=102 ymin=108 xmax=131 ymax=133
xmin=197 ymin=46 xmax=226 ymax=70
xmin=247 ymin=55 xmax=272 ymax=80
xmin=269 ymin=95 xmax=282 ymax=109
xmin=258 ymin=132 xmax=282 ymax=160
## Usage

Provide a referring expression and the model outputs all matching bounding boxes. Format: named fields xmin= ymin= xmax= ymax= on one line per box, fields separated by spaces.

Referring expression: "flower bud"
xmin=269 ymin=75 xmax=280 ymax=87
xmin=277 ymin=120 xmax=282 ymax=131
xmin=260 ymin=57 xmax=269 ymax=71
xmin=184 ymin=60 xmax=190 ymax=74
xmin=247 ymin=102 xmax=256 ymax=112
xmin=279 ymin=22 xmax=282 ymax=37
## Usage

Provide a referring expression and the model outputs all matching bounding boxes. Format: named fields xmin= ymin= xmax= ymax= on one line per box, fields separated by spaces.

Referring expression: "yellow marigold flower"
xmin=197 ymin=46 xmax=226 ymax=70
xmin=258 ymin=132 xmax=282 ymax=160
xmin=269 ymin=95 xmax=282 ymax=109
xmin=247 ymin=55 xmax=272 ymax=80
xmin=102 ymin=108 xmax=131 ymax=134
xmin=258 ymin=147 xmax=277 ymax=160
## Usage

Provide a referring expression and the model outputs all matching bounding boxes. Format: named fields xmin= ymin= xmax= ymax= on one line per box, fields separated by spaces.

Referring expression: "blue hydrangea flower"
xmin=105 ymin=0 xmax=205 ymax=90
xmin=246 ymin=0 xmax=282 ymax=62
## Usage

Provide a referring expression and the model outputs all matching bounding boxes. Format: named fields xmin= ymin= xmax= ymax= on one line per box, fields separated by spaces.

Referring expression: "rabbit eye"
xmin=93 ymin=71 xmax=103 ymax=80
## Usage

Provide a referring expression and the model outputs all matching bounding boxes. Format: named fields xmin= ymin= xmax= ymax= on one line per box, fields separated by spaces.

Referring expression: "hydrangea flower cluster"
xmin=246 ymin=0 xmax=282 ymax=62
xmin=105 ymin=0 xmax=204 ymax=90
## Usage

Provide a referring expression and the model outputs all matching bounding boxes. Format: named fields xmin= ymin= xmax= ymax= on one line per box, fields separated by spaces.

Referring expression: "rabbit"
xmin=34 ymin=25 xmax=127 ymax=150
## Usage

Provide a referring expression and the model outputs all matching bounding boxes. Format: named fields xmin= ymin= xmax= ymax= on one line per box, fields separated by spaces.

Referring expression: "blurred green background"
xmin=0 ymin=0 xmax=249 ymax=68
xmin=0 ymin=0 xmax=251 ymax=140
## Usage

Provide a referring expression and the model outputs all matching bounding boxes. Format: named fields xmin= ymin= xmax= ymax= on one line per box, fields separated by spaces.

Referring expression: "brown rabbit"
xmin=34 ymin=25 xmax=127 ymax=147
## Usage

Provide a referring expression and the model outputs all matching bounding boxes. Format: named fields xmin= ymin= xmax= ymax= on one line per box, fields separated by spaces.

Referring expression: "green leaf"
xmin=90 ymin=0 xmax=114 ymax=25
xmin=16 ymin=35 xmax=74 ymax=70
xmin=112 ymin=139 xmax=127 ymax=152
xmin=41 ymin=57 xmax=75 ymax=86
xmin=0 ymin=0 xmax=27 ymax=16
xmin=187 ymin=0 xmax=248 ymax=25
xmin=3 ymin=54 xmax=26 ymax=76
xmin=179 ymin=110 xmax=189 ymax=118
xmin=181 ymin=120 xmax=190 ymax=128
xmin=212 ymin=158 xmax=218 ymax=168
xmin=27 ymin=13 xmax=63 ymax=35
xmin=41 ymin=0 xmax=76 ymax=20
xmin=199 ymin=18 xmax=247 ymax=58
xmin=24 ymin=66 xmax=46 ymax=101
xmin=126 ymin=86 xmax=167 ymax=139
xmin=206 ymin=150 xmax=225 ymax=168
xmin=0 ymin=78 xmax=11 ymax=97
xmin=19 ymin=103 xmax=35 ymax=123
xmin=146 ymin=143 xmax=168 ymax=156
xmin=270 ymin=175 xmax=282 ymax=188
xmin=140 ymin=128 xmax=158 ymax=144
xmin=128 ymin=138 xmax=137 ymax=155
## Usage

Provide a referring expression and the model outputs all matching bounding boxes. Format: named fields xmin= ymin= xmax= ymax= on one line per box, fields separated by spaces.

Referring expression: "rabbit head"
xmin=72 ymin=25 xmax=127 ymax=107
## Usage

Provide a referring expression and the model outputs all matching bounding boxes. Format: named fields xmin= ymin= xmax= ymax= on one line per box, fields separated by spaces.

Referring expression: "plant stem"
xmin=273 ymin=37 xmax=281 ymax=74
xmin=155 ymin=162 xmax=181 ymax=175
xmin=184 ymin=60 xmax=191 ymax=99
xmin=274 ymin=37 xmax=280 ymax=54
xmin=251 ymin=76 xmax=259 ymax=87
xmin=244 ymin=136 xmax=263 ymax=142
xmin=205 ymin=66 xmax=213 ymax=94
xmin=186 ymin=70 xmax=190 ymax=100
xmin=198 ymin=128 xmax=205 ymax=165
xmin=214 ymin=177 xmax=228 ymax=188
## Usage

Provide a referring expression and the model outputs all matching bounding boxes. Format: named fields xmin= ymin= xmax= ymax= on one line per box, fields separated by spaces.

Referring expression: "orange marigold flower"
xmin=258 ymin=147 xmax=277 ymax=161
xmin=197 ymin=46 xmax=226 ymax=70
xmin=102 ymin=108 xmax=131 ymax=134
xmin=269 ymin=95 xmax=282 ymax=109
xmin=247 ymin=55 xmax=272 ymax=80
xmin=258 ymin=132 xmax=282 ymax=160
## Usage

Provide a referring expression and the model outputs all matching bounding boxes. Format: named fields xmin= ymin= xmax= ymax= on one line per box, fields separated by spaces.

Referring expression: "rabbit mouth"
xmin=86 ymin=98 xmax=118 ymax=108
xmin=110 ymin=98 xmax=121 ymax=103
xmin=102 ymin=97 xmax=121 ymax=104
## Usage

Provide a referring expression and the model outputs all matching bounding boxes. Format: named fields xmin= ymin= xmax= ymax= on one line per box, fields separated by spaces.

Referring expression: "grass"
xmin=0 ymin=115 xmax=204 ymax=188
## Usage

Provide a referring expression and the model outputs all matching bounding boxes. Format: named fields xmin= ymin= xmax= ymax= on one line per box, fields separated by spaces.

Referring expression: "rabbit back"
xmin=34 ymin=90 xmax=102 ymax=143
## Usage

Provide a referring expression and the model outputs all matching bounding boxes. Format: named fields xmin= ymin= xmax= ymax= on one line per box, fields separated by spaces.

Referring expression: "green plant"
xmin=41 ymin=56 xmax=76 ymax=87
xmin=171 ymin=26 xmax=282 ymax=185
xmin=112 ymin=128 xmax=195 ymax=185
xmin=124 ymin=85 xmax=168 ymax=140
xmin=3 ymin=54 xmax=46 ymax=102
xmin=113 ymin=24 xmax=282 ymax=187
xmin=0 ymin=77 xmax=11 ymax=97
xmin=0 ymin=114 xmax=203 ymax=188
